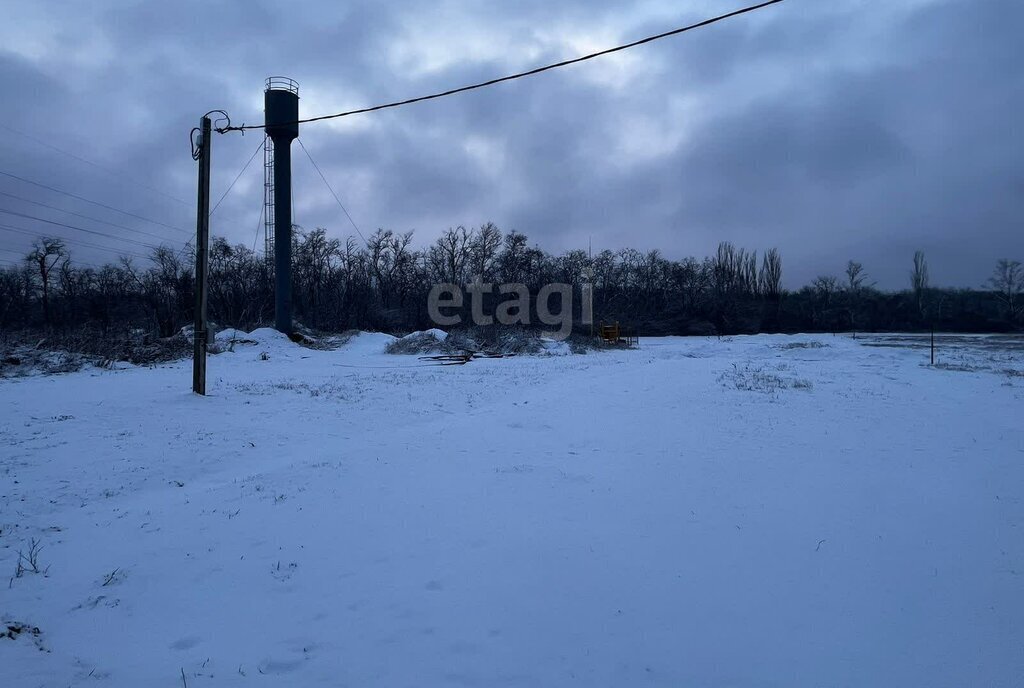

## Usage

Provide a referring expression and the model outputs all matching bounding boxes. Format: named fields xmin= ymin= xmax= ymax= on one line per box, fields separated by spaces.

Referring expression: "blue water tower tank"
xmin=264 ymin=77 xmax=299 ymax=141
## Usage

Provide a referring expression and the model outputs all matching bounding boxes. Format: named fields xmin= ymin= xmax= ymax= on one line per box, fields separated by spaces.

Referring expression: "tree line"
xmin=1 ymin=224 xmax=1021 ymax=340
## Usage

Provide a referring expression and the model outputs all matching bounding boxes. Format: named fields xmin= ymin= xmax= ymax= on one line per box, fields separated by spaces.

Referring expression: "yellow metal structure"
xmin=599 ymin=322 xmax=638 ymax=348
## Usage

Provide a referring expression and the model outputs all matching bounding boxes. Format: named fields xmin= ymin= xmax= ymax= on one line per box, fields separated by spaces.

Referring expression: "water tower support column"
xmin=272 ymin=137 xmax=293 ymax=333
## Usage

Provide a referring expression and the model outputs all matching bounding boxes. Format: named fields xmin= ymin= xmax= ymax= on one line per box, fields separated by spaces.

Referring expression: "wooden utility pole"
xmin=192 ymin=116 xmax=212 ymax=395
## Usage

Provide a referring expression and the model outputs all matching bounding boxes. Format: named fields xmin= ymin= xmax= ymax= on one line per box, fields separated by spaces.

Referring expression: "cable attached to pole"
xmin=210 ymin=135 xmax=265 ymax=217
xmin=297 ymin=139 xmax=367 ymax=244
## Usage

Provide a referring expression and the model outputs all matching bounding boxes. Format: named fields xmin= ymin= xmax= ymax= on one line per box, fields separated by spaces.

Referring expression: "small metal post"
xmin=192 ymin=116 xmax=212 ymax=395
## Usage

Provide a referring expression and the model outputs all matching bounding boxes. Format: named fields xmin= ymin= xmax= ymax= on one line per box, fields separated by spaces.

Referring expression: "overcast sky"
xmin=0 ymin=0 xmax=1020 ymax=288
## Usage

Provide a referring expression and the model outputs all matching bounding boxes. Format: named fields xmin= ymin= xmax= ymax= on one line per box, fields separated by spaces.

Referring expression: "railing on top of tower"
xmin=265 ymin=77 xmax=299 ymax=94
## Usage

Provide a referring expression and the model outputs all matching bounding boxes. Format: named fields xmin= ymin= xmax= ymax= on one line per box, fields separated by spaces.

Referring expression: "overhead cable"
xmin=220 ymin=1 xmax=784 ymax=132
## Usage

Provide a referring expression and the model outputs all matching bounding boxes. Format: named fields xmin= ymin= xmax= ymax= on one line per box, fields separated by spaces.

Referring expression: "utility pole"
xmin=192 ymin=115 xmax=212 ymax=395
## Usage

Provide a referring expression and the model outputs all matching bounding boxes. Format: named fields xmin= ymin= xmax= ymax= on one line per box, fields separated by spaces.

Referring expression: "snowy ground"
xmin=2 ymin=331 xmax=1022 ymax=687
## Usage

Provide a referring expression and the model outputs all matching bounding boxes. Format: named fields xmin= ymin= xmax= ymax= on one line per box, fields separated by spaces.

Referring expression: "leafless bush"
xmin=12 ymin=538 xmax=45 ymax=582
xmin=267 ymin=380 xmax=349 ymax=399
xmin=719 ymin=363 xmax=813 ymax=393
xmin=386 ymin=330 xmax=453 ymax=355
xmin=387 ymin=326 xmax=598 ymax=356
xmin=780 ymin=341 xmax=828 ymax=350
xmin=0 ymin=327 xmax=192 ymax=377
xmin=292 ymin=326 xmax=357 ymax=351
xmin=932 ymin=362 xmax=982 ymax=373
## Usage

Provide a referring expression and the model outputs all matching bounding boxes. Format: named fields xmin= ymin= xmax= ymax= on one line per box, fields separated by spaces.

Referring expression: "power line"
xmin=0 ymin=223 xmax=151 ymax=261
xmin=221 ymin=0 xmax=784 ymax=133
xmin=176 ymin=237 xmax=194 ymax=263
xmin=297 ymin=138 xmax=367 ymax=244
xmin=0 ymin=190 xmax=183 ymax=244
xmin=210 ymin=135 xmax=266 ymax=218
xmin=0 ymin=246 xmax=107 ymax=270
xmin=0 ymin=123 xmax=192 ymax=207
xmin=0 ymin=169 xmax=191 ymax=234
xmin=0 ymin=208 xmax=164 ymax=251
xmin=251 ymin=200 xmax=266 ymax=253
xmin=172 ymin=135 xmax=265 ymax=265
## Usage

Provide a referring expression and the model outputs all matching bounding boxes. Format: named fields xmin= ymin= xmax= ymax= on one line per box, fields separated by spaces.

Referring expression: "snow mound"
xmin=421 ymin=328 xmax=448 ymax=342
xmin=210 ymin=328 xmax=299 ymax=357
xmin=247 ymin=327 xmax=294 ymax=343
xmin=538 ymin=338 xmax=572 ymax=356
xmin=215 ymin=328 xmax=260 ymax=345
xmin=342 ymin=331 xmax=399 ymax=356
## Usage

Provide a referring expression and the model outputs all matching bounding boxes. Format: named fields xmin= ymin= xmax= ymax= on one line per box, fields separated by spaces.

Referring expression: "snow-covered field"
xmin=2 ymin=332 xmax=1022 ymax=687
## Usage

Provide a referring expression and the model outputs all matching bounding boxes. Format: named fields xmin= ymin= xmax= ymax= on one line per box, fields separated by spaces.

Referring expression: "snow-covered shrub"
xmin=0 ymin=329 xmax=192 ymax=377
xmin=780 ymin=341 xmax=829 ymax=350
xmin=386 ymin=329 xmax=451 ymax=355
xmin=385 ymin=326 xmax=597 ymax=356
xmin=719 ymin=363 xmax=813 ymax=393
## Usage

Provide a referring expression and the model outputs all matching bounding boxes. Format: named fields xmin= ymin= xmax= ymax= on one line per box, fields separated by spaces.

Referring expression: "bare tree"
xmin=845 ymin=261 xmax=868 ymax=292
xmin=367 ymin=229 xmax=414 ymax=310
xmin=468 ymin=222 xmax=502 ymax=282
xmin=428 ymin=226 xmax=471 ymax=285
xmin=712 ymin=242 xmax=739 ymax=297
xmin=0 ymin=263 xmax=34 ymax=328
xmin=498 ymin=231 xmax=530 ymax=285
xmin=742 ymin=250 xmax=759 ymax=298
xmin=293 ymin=227 xmax=341 ymax=314
xmin=145 ymin=246 xmax=190 ymax=336
xmin=812 ymin=275 xmax=839 ymax=305
xmin=843 ymin=260 xmax=873 ymax=333
xmin=25 ymin=237 xmax=67 ymax=324
xmin=759 ymin=248 xmax=782 ymax=300
xmin=988 ymin=259 xmax=1023 ymax=322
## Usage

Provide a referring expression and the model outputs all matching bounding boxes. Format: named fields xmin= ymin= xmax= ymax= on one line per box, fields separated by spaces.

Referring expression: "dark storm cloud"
xmin=0 ymin=0 xmax=1019 ymax=287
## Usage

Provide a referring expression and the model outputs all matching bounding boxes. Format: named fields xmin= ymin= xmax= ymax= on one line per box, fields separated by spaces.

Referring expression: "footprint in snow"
xmin=169 ymin=635 xmax=202 ymax=651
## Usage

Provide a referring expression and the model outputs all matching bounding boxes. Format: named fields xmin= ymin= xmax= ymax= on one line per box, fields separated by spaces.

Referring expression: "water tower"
xmin=264 ymin=77 xmax=299 ymax=334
